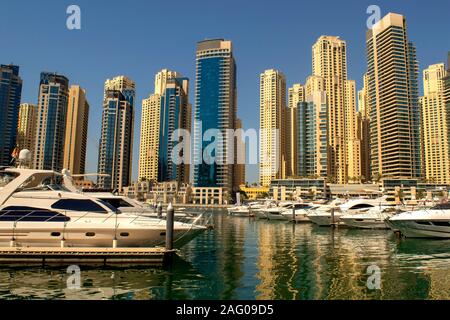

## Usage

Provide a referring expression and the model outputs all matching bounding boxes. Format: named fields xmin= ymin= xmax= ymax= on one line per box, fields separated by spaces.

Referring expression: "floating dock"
xmin=0 ymin=247 xmax=175 ymax=266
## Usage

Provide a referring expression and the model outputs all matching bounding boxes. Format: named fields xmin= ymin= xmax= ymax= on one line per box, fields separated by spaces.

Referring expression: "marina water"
xmin=1 ymin=209 xmax=449 ymax=300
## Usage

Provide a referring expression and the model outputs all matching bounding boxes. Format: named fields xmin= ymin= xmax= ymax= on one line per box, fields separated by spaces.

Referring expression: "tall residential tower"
xmin=259 ymin=69 xmax=287 ymax=187
xmin=193 ymin=39 xmax=239 ymax=197
xmin=312 ymin=36 xmax=360 ymax=183
xmin=97 ymin=76 xmax=135 ymax=191
xmin=366 ymin=13 xmax=421 ymax=179
xmin=138 ymin=70 xmax=191 ymax=184
xmin=63 ymin=85 xmax=89 ymax=175
xmin=34 ymin=72 xmax=69 ymax=171
xmin=16 ymin=103 xmax=37 ymax=154
xmin=0 ymin=64 xmax=22 ymax=166
xmin=421 ymin=63 xmax=449 ymax=183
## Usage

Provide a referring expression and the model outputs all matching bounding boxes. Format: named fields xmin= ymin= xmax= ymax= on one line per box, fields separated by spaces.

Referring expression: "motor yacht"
xmin=0 ymin=167 xmax=206 ymax=248
xmin=227 ymin=205 xmax=250 ymax=217
xmin=261 ymin=202 xmax=296 ymax=221
xmin=280 ymin=203 xmax=317 ymax=222
xmin=387 ymin=202 xmax=450 ymax=238
xmin=338 ymin=197 xmax=396 ymax=229
xmin=339 ymin=207 xmax=396 ymax=229
xmin=308 ymin=197 xmax=391 ymax=227
xmin=306 ymin=205 xmax=342 ymax=226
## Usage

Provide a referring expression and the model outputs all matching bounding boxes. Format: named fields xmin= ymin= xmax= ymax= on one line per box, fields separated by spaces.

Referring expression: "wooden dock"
xmin=0 ymin=247 xmax=176 ymax=266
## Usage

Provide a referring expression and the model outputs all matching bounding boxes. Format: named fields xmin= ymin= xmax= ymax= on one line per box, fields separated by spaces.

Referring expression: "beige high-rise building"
xmin=287 ymin=84 xmax=305 ymax=177
xmin=344 ymin=80 xmax=361 ymax=182
xmin=139 ymin=94 xmax=162 ymax=182
xmin=312 ymin=36 xmax=360 ymax=183
xmin=138 ymin=70 xmax=191 ymax=184
xmin=104 ymin=76 xmax=136 ymax=95
xmin=259 ymin=69 xmax=287 ymax=187
xmin=234 ymin=118 xmax=246 ymax=186
xmin=367 ymin=13 xmax=421 ymax=179
xmin=63 ymin=85 xmax=89 ymax=175
xmin=421 ymin=63 xmax=449 ymax=183
xmin=138 ymin=69 xmax=179 ymax=182
xmin=357 ymin=73 xmax=371 ymax=182
xmin=154 ymin=69 xmax=180 ymax=95
xmin=16 ymin=103 xmax=37 ymax=154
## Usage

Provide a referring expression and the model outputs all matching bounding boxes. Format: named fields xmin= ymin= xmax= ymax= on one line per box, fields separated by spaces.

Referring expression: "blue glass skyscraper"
xmin=97 ymin=76 xmax=135 ymax=191
xmin=0 ymin=64 xmax=22 ymax=166
xmin=158 ymin=77 xmax=191 ymax=183
xmin=193 ymin=39 xmax=238 ymax=196
xmin=34 ymin=72 xmax=69 ymax=171
xmin=297 ymin=92 xmax=328 ymax=178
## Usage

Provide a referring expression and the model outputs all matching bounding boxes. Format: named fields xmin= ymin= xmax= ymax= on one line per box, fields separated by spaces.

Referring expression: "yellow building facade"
xmin=259 ymin=69 xmax=287 ymax=187
xmin=421 ymin=63 xmax=449 ymax=184
xmin=63 ymin=85 xmax=89 ymax=174
xmin=312 ymin=36 xmax=360 ymax=183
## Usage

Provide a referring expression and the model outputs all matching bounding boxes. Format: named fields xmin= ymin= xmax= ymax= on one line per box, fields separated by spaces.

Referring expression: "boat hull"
xmin=387 ymin=220 xmax=450 ymax=238
xmin=307 ymin=213 xmax=342 ymax=226
xmin=281 ymin=210 xmax=311 ymax=223
xmin=0 ymin=222 xmax=206 ymax=249
xmin=340 ymin=217 xmax=389 ymax=229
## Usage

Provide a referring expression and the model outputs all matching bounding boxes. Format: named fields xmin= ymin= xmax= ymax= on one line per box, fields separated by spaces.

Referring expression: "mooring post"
xmin=331 ymin=207 xmax=336 ymax=227
xmin=166 ymin=202 xmax=174 ymax=251
xmin=157 ymin=202 xmax=163 ymax=218
xmin=292 ymin=206 xmax=296 ymax=223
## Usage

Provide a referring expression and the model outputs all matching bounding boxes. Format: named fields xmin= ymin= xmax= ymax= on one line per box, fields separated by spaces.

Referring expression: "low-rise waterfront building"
xmin=239 ymin=185 xmax=270 ymax=200
xmin=192 ymin=187 xmax=224 ymax=205
xmin=270 ymin=179 xmax=327 ymax=200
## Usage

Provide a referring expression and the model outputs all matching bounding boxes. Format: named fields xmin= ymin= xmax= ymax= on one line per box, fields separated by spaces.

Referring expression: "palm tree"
xmin=372 ymin=172 xmax=383 ymax=184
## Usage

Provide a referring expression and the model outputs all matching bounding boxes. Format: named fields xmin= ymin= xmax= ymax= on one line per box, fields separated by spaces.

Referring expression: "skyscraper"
xmin=297 ymin=80 xmax=328 ymax=178
xmin=259 ymin=69 xmax=287 ymax=187
xmin=234 ymin=117 xmax=246 ymax=186
xmin=16 ymin=103 xmax=37 ymax=154
xmin=63 ymin=85 xmax=89 ymax=175
xmin=357 ymin=74 xmax=371 ymax=182
xmin=193 ymin=39 xmax=238 ymax=196
xmin=287 ymin=84 xmax=305 ymax=177
xmin=367 ymin=13 xmax=421 ymax=179
xmin=0 ymin=64 xmax=22 ymax=166
xmin=154 ymin=69 xmax=180 ymax=95
xmin=97 ymin=76 xmax=135 ymax=191
xmin=139 ymin=94 xmax=161 ymax=182
xmin=34 ymin=72 xmax=69 ymax=171
xmin=138 ymin=70 xmax=191 ymax=184
xmin=421 ymin=63 xmax=449 ymax=183
xmin=312 ymin=36 xmax=360 ymax=183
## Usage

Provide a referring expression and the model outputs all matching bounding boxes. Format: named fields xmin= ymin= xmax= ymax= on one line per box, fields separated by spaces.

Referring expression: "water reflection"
xmin=0 ymin=210 xmax=449 ymax=300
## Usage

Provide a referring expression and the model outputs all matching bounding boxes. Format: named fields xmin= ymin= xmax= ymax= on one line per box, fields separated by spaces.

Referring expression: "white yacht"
xmin=308 ymin=197 xmax=392 ymax=227
xmin=261 ymin=202 xmax=296 ymax=221
xmin=387 ymin=202 xmax=450 ymax=238
xmin=306 ymin=205 xmax=342 ymax=226
xmin=339 ymin=207 xmax=396 ymax=229
xmin=82 ymin=192 xmax=194 ymax=221
xmin=227 ymin=205 xmax=250 ymax=217
xmin=0 ymin=167 xmax=206 ymax=248
xmin=339 ymin=197 xmax=396 ymax=229
xmin=280 ymin=203 xmax=317 ymax=222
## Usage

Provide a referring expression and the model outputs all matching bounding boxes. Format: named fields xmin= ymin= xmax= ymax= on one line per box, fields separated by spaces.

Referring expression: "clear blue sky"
xmin=1 ymin=0 xmax=449 ymax=183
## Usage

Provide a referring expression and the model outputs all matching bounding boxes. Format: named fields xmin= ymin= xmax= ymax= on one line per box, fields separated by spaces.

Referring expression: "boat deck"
xmin=0 ymin=247 xmax=175 ymax=266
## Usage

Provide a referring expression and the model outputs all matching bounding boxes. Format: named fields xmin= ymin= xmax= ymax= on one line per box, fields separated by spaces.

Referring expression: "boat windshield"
xmin=431 ymin=202 xmax=450 ymax=210
xmin=0 ymin=171 xmax=19 ymax=187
